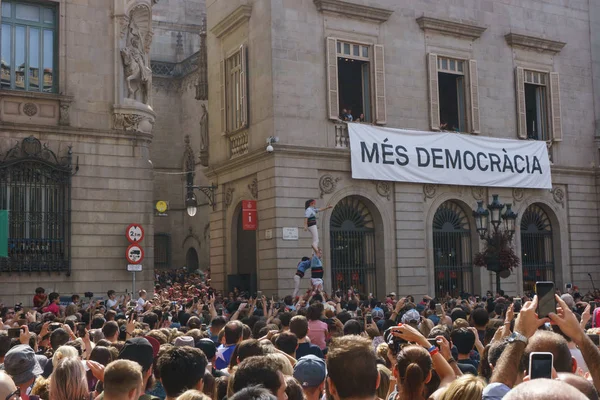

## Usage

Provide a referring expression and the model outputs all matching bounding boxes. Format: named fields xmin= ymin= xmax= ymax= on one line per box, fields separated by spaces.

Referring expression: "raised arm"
xmin=550 ymin=295 xmax=600 ymax=393
xmin=491 ymin=296 xmax=547 ymax=388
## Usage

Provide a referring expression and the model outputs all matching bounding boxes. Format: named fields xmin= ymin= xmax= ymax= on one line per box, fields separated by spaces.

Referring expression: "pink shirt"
xmin=307 ymin=320 xmax=328 ymax=350
xmin=43 ymin=303 xmax=60 ymax=316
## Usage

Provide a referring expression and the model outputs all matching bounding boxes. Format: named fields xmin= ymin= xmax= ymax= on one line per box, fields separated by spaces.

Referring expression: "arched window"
xmin=433 ymin=201 xmax=473 ymax=297
xmin=330 ymin=196 xmax=376 ymax=295
xmin=521 ymin=204 xmax=554 ymax=293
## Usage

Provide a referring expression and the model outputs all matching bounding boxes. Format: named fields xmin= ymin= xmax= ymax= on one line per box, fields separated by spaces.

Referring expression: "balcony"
xmin=334 ymin=122 xmax=350 ymax=149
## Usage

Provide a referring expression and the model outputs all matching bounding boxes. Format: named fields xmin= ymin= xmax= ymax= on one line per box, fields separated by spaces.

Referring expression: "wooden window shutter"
xmin=427 ymin=53 xmax=440 ymax=130
xmin=374 ymin=44 xmax=387 ymax=125
xmin=239 ymin=44 xmax=248 ymax=129
xmin=220 ymin=59 xmax=226 ymax=133
xmin=468 ymin=59 xmax=480 ymax=134
xmin=549 ymin=72 xmax=562 ymax=141
xmin=515 ymin=67 xmax=527 ymax=139
xmin=326 ymin=37 xmax=339 ymax=120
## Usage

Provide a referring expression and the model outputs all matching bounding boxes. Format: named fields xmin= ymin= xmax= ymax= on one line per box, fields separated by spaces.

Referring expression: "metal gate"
xmin=0 ymin=137 xmax=74 ymax=274
xmin=521 ymin=204 xmax=554 ymax=293
xmin=433 ymin=201 xmax=473 ymax=297
xmin=330 ymin=196 xmax=376 ymax=295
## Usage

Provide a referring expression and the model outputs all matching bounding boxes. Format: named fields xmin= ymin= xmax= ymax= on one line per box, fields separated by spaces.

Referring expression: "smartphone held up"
xmin=535 ymin=281 xmax=555 ymax=318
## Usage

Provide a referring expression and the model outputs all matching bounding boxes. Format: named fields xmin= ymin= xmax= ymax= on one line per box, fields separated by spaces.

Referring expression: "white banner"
xmin=348 ymin=124 xmax=552 ymax=189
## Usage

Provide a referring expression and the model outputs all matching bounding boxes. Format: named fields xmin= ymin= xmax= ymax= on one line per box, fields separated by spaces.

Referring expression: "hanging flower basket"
xmin=474 ymin=230 xmax=520 ymax=274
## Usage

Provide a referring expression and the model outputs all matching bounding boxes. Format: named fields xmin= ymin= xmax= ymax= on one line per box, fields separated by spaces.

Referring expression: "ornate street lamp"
xmin=185 ymin=171 xmax=218 ymax=217
xmin=472 ymin=201 xmax=489 ymax=239
xmin=488 ymin=194 xmax=504 ymax=231
xmin=502 ymin=204 xmax=517 ymax=236
xmin=473 ymin=195 xmax=519 ymax=294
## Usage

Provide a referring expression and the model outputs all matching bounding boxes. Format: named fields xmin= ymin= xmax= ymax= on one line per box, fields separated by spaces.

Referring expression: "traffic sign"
xmin=127 ymin=264 xmax=143 ymax=272
xmin=126 ymin=243 xmax=144 ymax=264
xmin=126 ymin=223 xmax=144 ymax=243
xmin=156 ymin=201 xmax=168 ymax=213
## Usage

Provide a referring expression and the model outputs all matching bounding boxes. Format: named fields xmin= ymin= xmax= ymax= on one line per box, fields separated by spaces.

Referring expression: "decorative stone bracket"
xmin=112 ymin=105 xmax=155 ymax=134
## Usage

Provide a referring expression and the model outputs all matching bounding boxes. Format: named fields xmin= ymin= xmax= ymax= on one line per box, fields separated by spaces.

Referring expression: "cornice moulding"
xmin=210 ymin=5 xmax=252 ymax=39
xmin=505 ymin=33 xmax=566 ymax=54
xmin=313 ymin=0 xmax=393 ymax=24
xmin=416 ymin=16 xmax=486 ymax=40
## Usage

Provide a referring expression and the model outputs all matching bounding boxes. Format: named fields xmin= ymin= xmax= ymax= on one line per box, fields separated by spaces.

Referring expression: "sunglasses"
xmin=5 ymin=387 xmax=20 ymax=400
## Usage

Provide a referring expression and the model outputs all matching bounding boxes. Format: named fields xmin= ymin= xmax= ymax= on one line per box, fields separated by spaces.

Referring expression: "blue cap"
xmin=293 ymin=355 xmax=326 ymax=387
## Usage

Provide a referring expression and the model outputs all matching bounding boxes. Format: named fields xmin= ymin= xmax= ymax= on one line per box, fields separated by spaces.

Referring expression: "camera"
xmin=14 ymin=303 xmax=22 ymax=312
xmin=84 ymin=292 xmax=94 ymax=299
xmin=384 ymin=327 xmax=408 ymax=355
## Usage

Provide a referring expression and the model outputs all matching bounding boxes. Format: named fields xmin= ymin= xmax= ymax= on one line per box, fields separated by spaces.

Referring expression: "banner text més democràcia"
xmin=348 ymin=124 xmax=552 ymax=189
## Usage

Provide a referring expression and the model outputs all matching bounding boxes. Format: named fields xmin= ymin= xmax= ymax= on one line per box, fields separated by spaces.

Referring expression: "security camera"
xmin=266 ymin=136 xmax=278 ymax=153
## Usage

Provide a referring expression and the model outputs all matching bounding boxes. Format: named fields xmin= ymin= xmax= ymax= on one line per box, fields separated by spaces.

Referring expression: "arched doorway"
xmin=186 ymin=247 xmax=199 ymax=272
xmin=433 ymin=201 xmax=473 ymax=297
xmin=521 ymin=204 xmax=554 ymax=293
xmin=330 ymin=196 xmax=376 ymax=295
xmin=229 ymin=203 xmax=257 ymax=295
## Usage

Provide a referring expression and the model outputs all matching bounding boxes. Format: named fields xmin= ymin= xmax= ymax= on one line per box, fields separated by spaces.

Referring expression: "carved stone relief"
xmin=423 ymin=184 xmax=437 ymax=201
xmin=551 ymin=187 xmax=565 ymax=208
xmin=113 ymin=112 xmax=154 ymax=133
xmin=471 ymin=186 xmax=484 ymax=201
xmin=224 ymin=187 xmax=235 ymax=208
xmin=319 ymin=174 xmax=341 ymax=198
xmin=248 ymin=178 xmax=258 ymax=199
xmin=199 ymin=104 xmax=209 ymax=167
xmin=374 ymin=181 xmax=392 ymax=200
xmin=59 ymin=101 xmax=71 ymax=126
xmin=23 ymin=103 xmax=38 ymax=117
xmin=512 ymin=188 xmax=525 ymax=205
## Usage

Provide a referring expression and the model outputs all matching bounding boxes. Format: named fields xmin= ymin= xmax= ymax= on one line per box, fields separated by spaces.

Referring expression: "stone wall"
xmin=203 ymin=0 xmax=600 ymax=297
xmin=0 ymin=0 xmax=157 ymax=306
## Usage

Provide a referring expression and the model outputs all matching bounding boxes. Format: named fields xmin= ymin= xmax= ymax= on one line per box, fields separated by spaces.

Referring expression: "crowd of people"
xmin=2 ymin=272 xmax=600 ymax=400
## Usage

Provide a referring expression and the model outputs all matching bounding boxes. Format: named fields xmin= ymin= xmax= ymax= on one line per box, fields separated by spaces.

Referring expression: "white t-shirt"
xmin=106 ymin=298 xmax=118 ymax=309
xmin=136 ymin=297 xmax=146 ymax=312
xmin=304 ymin=207 xmax=318 ymax=219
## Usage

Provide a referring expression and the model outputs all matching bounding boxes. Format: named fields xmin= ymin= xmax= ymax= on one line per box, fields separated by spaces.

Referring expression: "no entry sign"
xmin=242 ymin=200 xmax=257 ymax=231
xmin=126 ymin=223 xmax=144 ymax=243
xmin=126 ymin=243 xmax=144 ymax=264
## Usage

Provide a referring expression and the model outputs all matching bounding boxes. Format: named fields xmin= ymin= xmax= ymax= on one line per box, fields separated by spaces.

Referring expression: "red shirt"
xmin=33 ymin=294 xmax=45 ymax=308
xmin=43 ymin=303 xmax=60 ymax=316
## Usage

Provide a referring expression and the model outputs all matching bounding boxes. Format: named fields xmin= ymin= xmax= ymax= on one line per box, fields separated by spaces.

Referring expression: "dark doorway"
xmin=438 ymin=72 xmax=466 ymax=132
xmin=186 ymin=247 xmax=199 ymax=272
xmin=229 ymin=205 xmax=257 ymax=295
xmin=338 ymin=58 xmax=368 ymax=121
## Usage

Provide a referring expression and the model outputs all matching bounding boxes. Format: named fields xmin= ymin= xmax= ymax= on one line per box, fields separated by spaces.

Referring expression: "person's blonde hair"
xmin=265 ymin=353 xmax=294 ymax=376
xmin=31 ymin=376 xmax=50 ymax=400
xmin=438 ymin=374 xmax=486 ymax=400
xmin=453 ymin=318 xmax=469 ymax=329
xmin=48 ymin=357 xmax=89 ymax=400
xmin=176 ymin=389 xmax=211 ymax=400
xmin=103 ymin=359 xmax=143 ymax=397
xmin=52 ymin=345 xmax=79 ymax=367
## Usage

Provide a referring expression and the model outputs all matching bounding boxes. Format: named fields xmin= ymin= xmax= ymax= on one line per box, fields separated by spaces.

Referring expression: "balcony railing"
xmin=334 ymin=123 xmax=350 ymax=149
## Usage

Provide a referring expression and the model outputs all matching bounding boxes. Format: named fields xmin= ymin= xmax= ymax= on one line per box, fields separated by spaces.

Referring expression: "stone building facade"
xmin=150 ymin=0 xmax=211 ymax=273
xmin=205 ymin=0 xmax=600 ymax=299
xmin=0 ymin=0 xmax=159 ymax=304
